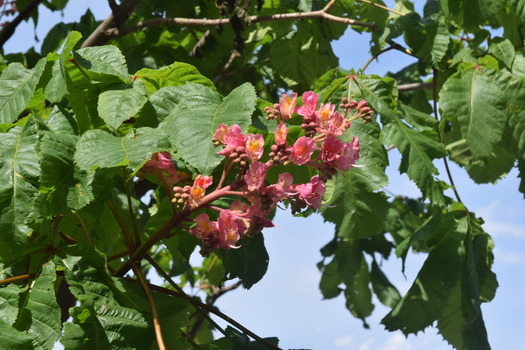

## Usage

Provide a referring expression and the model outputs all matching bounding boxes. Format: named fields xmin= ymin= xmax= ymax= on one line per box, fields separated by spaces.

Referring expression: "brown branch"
xmin=361 ymin=44 xmax=399 ymax=71
xmin=398 ymin=82 xmax=433 ymax=92
xmin=0 ymin=273 xmax=36 ymax=286
xmin=357 ymin=0 xmax=405 ymax=16
xmin=124 ymin=278 xmax=282 ymax=350
xmin=81 ymin=0 xmax=142 ymax=48
xmin=0 ymin=0 xmax=44 ymax=49
xmin=110 ymin=7 xmax=377 ymax=40
xmin=131 ymin=261 xmax=166 ymax=350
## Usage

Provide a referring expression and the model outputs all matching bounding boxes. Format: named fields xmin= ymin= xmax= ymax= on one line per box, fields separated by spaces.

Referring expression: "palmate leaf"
xmin=74 ymin=127 xmax=170 ymax=171
xmin=349 ymin=75 xmax=445 ymax=200
xmin=17 ymin=262 xmax=61 ymax=350
xmin=0 ymin=122 xmax=40 ymax=262
xmin=0 ymin=58 xmax=46 ymax=123
xmin=440 ymin=63 xmax=509 ymax=159
xmin=160 ymin=82 xmax=256 ymax=174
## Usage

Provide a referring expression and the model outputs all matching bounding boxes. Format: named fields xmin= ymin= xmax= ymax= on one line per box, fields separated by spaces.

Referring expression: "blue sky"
xmin=6 ymin=1 xmax=525 ymax=349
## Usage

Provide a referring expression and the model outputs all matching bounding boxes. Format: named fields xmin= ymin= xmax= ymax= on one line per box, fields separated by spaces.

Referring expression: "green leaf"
xmin=60 ymin=246 xmax=153 ymax=349
xmin=134 ymin=61 xmax=215 ymax=94
xmin=0 ymin=122 xmax=40 ymax=262
xmin=440 ymin=64 xmax=508 ymax=158
xmin=321 ymin=171 xmax=389 ymax=240
xmin=74 ymin=127 xmax=169 ymax=171
xmin=74 ymin=45 xmax=131 ymax=83
xmin=220 ymin=233 xmax=269 ymax=289
xmin=37 ymin=131 xmax=78 ymax=217
xmin=381 ymin=215 xmax=466 ymax=334
xmin=0 ymin=58 xmax=46 ymax=123
xmin=436 ymin=222 xmax=495 ymax=350
xmin=17 ymin=262 xmax=61 ymax=350
xmin=269 ymin=21 xmax=338 ymax=88
xmin=319 ymin=258 xmax=342 ymax=299
xmin=160 ymin=82 xmax=256 ymax=174
xmin=97 ymin=81 xmax=148 ymax=129
xmin=0 ymin=318 xmax=33 ymax=350
xmin=489 ymin=37 xmax=516 ymax=69
xmin=370 ymin=260 xmax=401 ymax=308
xmin=0 ymin=284 xmax=27 ymax=326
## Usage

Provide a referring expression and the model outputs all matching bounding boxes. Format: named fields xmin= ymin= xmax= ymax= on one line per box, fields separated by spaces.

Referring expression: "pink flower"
xmin=189 ymin=175 xmax=213 ymax=206
xmin=297 ymin=91 xmax=318 ymax=119
xmin=141 ymin=152 xmax=181 ymax=185
xmin=334 ymin=136 xmax=360 ymax=171
xmin=316 ymin=103 xmax=335 ymax=127
xmin=294 ymin=176 xmax=326 ymax=209
xmin=321 ymin=136 xmax=345 ymax=163
xmin=245 ymin=133 xmax=264 ymax=161
xmin=275 ymin=123 xmax=288 ymax=146
xmin=217 ymin=124 xmax=245 ymax=156
xmin=279 ymin=93 xmax=297 ymax=120
xmin=217 ymin=210 xmax=247 ymax=249
xmin=289 ymin=136 xmax=317 ymax=165
xmin=245 ymin=161 xmax=267 ymax=191
xmin=322 ymin=111 xmax=347 ymax=137
xmin=192 ymin=213 xmax=216 ymax=240
xmin=213 ymin=124 xmax=230 ymax=143
xmin=321 ymin=136 xmax=360 ymax=171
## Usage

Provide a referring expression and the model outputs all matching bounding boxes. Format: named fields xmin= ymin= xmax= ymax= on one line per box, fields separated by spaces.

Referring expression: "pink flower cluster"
xmin=141 ymin=91 xmax=370 ymax=255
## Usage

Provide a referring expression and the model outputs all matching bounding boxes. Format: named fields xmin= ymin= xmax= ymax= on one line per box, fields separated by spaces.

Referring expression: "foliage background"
xmin=1 ymin=1 xmax=525 ymax=349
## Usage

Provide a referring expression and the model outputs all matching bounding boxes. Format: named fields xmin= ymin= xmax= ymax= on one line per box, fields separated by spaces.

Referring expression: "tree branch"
xmin=397 ymin=82 xmax=433 ymax=92
xmin=109 ymin=7 xmax=377 ymax=40
xmin=81 ymin=0 xmax=142 ymax=48
xmin=0 ymin=0 xmax=44 ymax=50
xmin=124 ymin=278 xmax=282 ymax=350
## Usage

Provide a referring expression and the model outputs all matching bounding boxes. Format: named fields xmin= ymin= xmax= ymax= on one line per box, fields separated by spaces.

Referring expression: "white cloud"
xmin=494 ymin=248 xmax=524 ymax=265
xmin=377 ymin=334 xmax=413 ymax=350
xmin=477 ymin=201 xmax=525 ymax=239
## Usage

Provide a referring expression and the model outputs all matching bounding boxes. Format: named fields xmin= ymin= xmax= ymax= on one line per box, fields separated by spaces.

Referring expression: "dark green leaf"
xmin=221 ymin=233 xmax=269 ymax=289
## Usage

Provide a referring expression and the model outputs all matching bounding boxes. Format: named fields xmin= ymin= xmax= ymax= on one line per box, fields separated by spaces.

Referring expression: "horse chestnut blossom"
xmin=162 ymin=90 xmax=374 ymax=254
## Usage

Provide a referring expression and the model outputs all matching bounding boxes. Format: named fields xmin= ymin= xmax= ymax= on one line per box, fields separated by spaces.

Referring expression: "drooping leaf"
xmin=382 ymin=214 xmax=466 ymax=334
xmin=220 ymin=233 xmax=269 ymax=289
xmin=160 ymin=82 xmax=256 ymax=174
xmin=370 ymin=260 xmax=401 ymax=308
xmin=0 ymin=58 xmax=46 ymax=123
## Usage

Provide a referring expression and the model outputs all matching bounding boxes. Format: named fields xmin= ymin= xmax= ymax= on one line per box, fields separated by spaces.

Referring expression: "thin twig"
xmin=357 ymin=0 xmax=405 ymax=16
xmin=111 ymin=9 xmax=376 ymax=39
xmin=71 ymin=210 xmax=92 ymax=245
xmin=0 ymin=273 xmax=36 ymax=286
xmin=123 ymin=278 xmax=282 ymax=350
xmin=398 ymin=82 xmax=433 ymax=92
xmin=0 ymin=0 xmax=44 ymax=49
xmin=81 ymin=0 xmax=142 ymax=48
xmin=361 ymin=44 xmax=399 ymax=71
xmin=131 ymin=261 xmax=167 ymax=350
xmin=106 ymin=199 xmax=135 ymax=250
xmin=123 ymin=170 xmax=141 ymax=246
xmin=431 ymin=68 xmax=465 ymax=206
